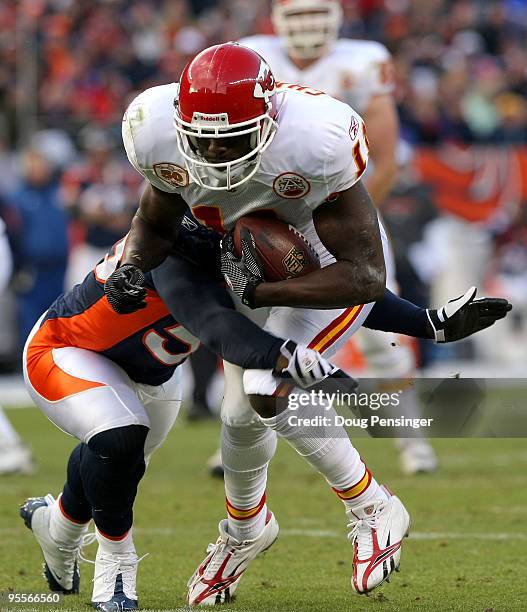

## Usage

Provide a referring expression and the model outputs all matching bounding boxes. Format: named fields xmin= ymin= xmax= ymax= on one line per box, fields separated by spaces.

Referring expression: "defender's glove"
xmin=426 ymin=286 xmax=512 ymax=343
xmin=220 ymin=229 xmax=264 ymax=309
xmin=274 ymin=340 xmax=358 ymax=392
xmin=104 ymin=264 xmax=148 ymax=314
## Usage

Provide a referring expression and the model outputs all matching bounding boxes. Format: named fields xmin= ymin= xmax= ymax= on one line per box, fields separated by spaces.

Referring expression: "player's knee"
xmin=222 ymin=422 xmax=277 ymax=472
xmin=87 ymin=424 xmax=149 ymax=464
xmin=221 ymin=387 xmax=259 ymax=428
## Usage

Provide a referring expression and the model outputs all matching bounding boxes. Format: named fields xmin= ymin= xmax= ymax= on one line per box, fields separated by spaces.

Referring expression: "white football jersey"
xmin=238 ymin=36 xmax=394 ymax=114
xmin=122 ymin=82 xmax=371 ymax=267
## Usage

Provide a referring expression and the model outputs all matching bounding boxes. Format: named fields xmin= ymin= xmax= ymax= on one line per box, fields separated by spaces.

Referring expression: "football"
xmin=233 ymin=214 xmax=320 ymax=282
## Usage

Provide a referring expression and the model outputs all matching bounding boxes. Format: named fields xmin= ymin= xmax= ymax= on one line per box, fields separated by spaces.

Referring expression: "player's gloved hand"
xmin=220 ymin=228 xmax=264 ymax=309
xmin=426 ymin=286 xmax=512 ymax=342
xmin=104 ymin=264 xmax=148 ymax=314
xmin=274 ymin=340 xmax=358 ymax=392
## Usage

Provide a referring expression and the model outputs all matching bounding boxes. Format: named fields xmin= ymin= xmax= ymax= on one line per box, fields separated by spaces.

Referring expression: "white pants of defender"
xmin=23 ymin=317 xmax=182 ymax=463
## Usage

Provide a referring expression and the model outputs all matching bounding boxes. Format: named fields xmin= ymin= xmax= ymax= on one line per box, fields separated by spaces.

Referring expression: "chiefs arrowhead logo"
xmin=273 ymin=172 xmax=311 ymax=199
xmin=254 ymin=61 xmax=276 ymax=100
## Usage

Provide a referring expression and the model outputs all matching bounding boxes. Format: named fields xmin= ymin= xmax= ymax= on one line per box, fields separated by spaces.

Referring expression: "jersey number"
xmin=142 ymin=324 xmax=200 ymax=366
xmin=352 ymin=123 xmax=369 ymax=179
xmin=276 ymin=81 xmax=325 ymax=96
xmin=353 ymin=141 xmax=367 ymax=178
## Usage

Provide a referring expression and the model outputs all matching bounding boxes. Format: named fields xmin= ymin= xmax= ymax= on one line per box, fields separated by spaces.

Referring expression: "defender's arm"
xmin=364 ymin=288 xmax=512 ymax=343
xmin=151 ymin=255 xmax=342 ymax=386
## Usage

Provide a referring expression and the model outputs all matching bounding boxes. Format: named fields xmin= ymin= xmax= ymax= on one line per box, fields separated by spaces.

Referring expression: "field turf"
xmin=0 ymin=407 xmax=525 ymax=611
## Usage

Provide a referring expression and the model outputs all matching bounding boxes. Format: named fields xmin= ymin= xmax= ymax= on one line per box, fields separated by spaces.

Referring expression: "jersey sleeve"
xmin=121 ymin=91 xmax=183 ymax=195
xmin=323 ymin=107 xmax=370 ymax=197
xmin=238 ymin=35 xmax=271 ymax=56
xmin=362 ymin=42 xmax=395 ymax=101
xmin=121 ymin=102 xmax=148 ymax=181
xmin=238 ymin=35 xmax=261 ymax=50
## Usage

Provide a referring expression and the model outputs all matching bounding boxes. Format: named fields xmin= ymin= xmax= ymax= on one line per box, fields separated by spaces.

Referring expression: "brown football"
xmin=233 ymin=214 xmax=320 ymax=282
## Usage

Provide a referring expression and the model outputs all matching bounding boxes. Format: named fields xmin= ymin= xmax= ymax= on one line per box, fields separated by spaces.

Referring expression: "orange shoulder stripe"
xmin=30 ymin=291 xmax=171 ymax=354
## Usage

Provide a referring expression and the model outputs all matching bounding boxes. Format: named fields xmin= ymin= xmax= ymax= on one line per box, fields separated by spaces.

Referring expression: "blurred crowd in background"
xmin=3 ymin=0 xmax=527 ymax=147
xmin=0 ymin=0 xmax=526 ymax=376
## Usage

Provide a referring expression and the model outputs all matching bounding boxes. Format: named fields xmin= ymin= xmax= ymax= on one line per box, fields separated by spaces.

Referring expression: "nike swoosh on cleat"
xmin=49 ymin=567 xmax=63 ymax=581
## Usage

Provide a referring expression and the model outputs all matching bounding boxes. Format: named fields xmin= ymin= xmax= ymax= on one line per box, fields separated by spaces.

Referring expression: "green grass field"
xmin=1 ymin=407 xmax=526 ymax=612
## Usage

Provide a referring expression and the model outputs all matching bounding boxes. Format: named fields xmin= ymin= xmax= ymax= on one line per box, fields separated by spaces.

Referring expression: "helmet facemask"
xmin=272 ymin=0 xmax=343 ymax=60
xmin=174 ymin=99 xmax=277 ymax=191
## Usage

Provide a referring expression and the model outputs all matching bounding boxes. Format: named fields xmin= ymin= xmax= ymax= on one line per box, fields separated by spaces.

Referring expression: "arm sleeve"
xmin=170 ymin=208 xmax=223 ymax=276
xmin=323 ymin=108 xmax=370 ymax=198
xmin=121 ymin=88 xmax=184 ymax=195
xmin=363 ymin=288 xmax=430 ymax=338
xmin=151 ymin=255 xmax=284 ymax=369
xmin=362 ymin=43 xmax=395 ymax=101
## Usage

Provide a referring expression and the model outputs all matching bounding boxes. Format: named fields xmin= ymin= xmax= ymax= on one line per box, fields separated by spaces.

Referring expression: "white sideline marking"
xmin=280 ymin=529 xmax=527 ymax=541
xmin=4 ymin=526 xmax=526 ymax=541
xmin=130 ymin=527 xmax=526 ymax=541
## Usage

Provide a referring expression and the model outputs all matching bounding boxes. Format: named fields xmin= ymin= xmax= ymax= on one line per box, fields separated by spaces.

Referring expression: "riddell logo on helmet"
xmin=191 ymin=112 xmax=229 ymax=126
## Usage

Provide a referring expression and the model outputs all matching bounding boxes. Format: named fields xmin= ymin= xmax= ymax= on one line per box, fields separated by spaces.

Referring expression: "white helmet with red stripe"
xmin=272 ymin=0 xmax=343 ymax=60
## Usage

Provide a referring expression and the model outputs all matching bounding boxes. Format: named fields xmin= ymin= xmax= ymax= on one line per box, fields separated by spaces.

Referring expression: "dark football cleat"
xmin=93 ymin=573 xmax=138 ymax=611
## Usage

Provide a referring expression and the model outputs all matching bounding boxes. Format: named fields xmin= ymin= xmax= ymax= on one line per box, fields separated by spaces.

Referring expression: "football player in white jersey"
xmin=115 ymin=42 xmax=411 ymax=601
xmin=0 ymin=217 xmax=34 ymax=475
xmin=240 ymin=0 xmax=438 ymax=475
xmin=106 ymin=43 xmax=509 ymax=604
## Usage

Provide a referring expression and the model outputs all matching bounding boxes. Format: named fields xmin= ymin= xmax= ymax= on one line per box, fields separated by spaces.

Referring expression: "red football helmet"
xmin=174 ymin=43 xmax=278 ymax=190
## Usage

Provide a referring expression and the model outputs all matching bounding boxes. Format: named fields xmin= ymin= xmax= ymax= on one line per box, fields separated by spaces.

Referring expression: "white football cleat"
xmin=187 ymin=511 xmax=279 ymax=606
xmin=20 ymin=494 xmax=86 ymax=593
xmin=348 ymin=486 xmax=410 ymax=595
xmin=0 ymin=441 xmax=34 ymax=475
xmin=92 ymin=533 xmax=146 ymax=612
xmin=397 ymin=439 xmax=438 ymax=475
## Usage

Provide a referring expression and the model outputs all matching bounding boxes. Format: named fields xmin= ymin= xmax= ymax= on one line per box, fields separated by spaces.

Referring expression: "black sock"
xmin=81 ymin=425 xmax=148 ymax=537
xmin=60 ymin=443 xmax=92 ymax=524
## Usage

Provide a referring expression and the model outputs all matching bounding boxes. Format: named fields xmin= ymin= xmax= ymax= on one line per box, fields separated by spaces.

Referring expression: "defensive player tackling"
xmin=94 ymin=43 xmax=509 ymax=606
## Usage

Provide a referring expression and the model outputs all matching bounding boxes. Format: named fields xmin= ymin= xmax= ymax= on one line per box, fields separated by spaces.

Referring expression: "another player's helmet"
xmin=174 ymin=43 xmax=278 ymax=191
xmin=272 ymin=0 xmax=343 ymax=59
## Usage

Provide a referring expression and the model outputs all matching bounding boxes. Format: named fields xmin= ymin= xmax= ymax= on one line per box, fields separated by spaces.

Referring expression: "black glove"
xmin=220 ymin=228 xmax=264 ymax=308
xmin=104 ymin=264 xmax=148 ymax=314
xmin=426 ymin=286 xmax=512 ymax=342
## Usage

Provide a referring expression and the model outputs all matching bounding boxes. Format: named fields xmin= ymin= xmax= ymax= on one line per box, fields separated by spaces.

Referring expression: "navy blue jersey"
xmin=30 ymin=208 xmax=284 ymax=383
xmin=34 ymin=210 xmax=221 ymax=386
